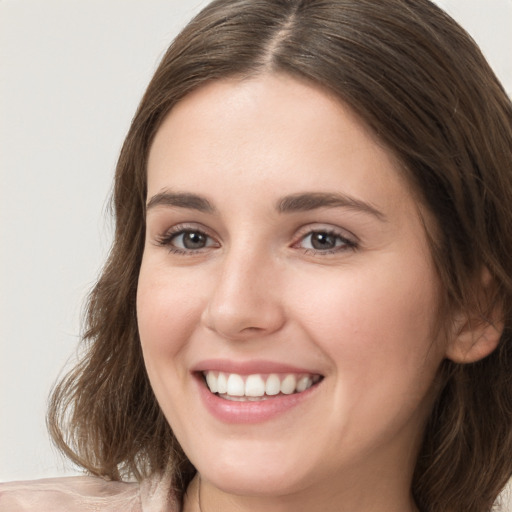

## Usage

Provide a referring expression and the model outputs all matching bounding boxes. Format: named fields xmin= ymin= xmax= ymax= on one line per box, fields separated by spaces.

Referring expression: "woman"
xmin=2 ymin=0 xmax=512 ymax=511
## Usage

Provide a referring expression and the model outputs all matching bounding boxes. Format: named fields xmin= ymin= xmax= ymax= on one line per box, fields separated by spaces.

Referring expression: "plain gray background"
xmin=1 ymin=1 xmax=511 ymax=504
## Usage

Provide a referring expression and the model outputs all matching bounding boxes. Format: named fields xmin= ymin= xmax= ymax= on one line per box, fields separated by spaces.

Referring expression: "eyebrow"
xmin=146 ymin=191 xmax=216 ymax=213
xmin=146 ymin=190 xmax=386 ymax=221
xmin=277 ymin=192 xmax=386 ymax=220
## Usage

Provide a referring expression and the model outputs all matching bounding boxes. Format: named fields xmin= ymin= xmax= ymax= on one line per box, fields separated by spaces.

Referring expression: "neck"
xmin=182 ymin=472 xmax=420 ymax=512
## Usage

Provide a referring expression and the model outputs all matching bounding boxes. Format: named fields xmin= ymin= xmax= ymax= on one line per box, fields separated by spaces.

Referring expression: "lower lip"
xmin=195 ymin=374 xmax=320 ymax=424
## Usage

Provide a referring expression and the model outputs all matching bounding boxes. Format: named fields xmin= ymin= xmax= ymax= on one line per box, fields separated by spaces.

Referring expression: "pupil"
xmin=311 ymin=232 xmax=335 ymax=250
xmin=184 ymin=231 xmax=206 ymax=249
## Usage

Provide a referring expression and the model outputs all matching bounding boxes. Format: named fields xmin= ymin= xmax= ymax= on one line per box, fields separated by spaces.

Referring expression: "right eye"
xmin=157 ymin=228 xmax=218 ymax=254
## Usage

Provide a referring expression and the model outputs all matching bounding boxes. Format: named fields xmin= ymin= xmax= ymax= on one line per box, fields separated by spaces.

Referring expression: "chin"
xmin=202 ymin=463 xmax=308 ymax=497
xmin=190 ymin=441 xmax=316 ymax=497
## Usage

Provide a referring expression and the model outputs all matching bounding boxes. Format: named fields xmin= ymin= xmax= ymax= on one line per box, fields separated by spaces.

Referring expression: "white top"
xmin=0 ymin=471 xmax=178 ymax=512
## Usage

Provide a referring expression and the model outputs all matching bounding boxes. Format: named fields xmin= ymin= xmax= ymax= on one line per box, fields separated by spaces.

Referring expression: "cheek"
xmin=291 ymin=263 xmax=444 ymax=452
xmin=136 ymin=260 xmax=211 ymax=434
xmin=291 ymin=256 xmax=444 ymax=388
xmin=136 ymin=261 xmax=206 ymax=361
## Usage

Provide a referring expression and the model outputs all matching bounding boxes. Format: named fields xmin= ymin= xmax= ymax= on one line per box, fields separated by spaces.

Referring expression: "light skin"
xmin=136 ymin=73 xmax=498 ymax=512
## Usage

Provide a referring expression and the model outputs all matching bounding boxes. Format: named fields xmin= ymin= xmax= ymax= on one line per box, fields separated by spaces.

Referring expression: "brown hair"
xmin=48 ymin=0 xmax=512 ymax=510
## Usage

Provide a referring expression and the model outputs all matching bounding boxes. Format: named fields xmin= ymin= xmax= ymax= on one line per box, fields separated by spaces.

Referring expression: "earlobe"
xmin=445 ymin=314 xmax=503 ymax=364
xmin=445 ymin=268 xmax=504 ymax=364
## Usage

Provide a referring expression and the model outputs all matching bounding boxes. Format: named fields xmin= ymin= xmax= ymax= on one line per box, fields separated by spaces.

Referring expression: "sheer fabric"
xmin=0 ymin=471 xmax=178 ymax=512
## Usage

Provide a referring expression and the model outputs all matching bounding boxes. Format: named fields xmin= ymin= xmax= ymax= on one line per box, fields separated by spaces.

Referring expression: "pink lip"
xmin=192 ymin=358 xmax=321 ymax=376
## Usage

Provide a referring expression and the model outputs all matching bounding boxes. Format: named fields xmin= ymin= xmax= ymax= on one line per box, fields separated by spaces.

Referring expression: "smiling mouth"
xmin=202 ymin=371 xmax=323 ymax=401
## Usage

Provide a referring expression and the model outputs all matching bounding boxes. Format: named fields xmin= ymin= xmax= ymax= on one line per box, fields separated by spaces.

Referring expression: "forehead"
xmin=147 ymin=73 xmax=418 ymax=222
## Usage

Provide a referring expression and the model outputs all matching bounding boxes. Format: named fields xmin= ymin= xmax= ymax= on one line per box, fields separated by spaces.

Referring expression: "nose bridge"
xmin=202 ymin=240 xmax=284 ymax=340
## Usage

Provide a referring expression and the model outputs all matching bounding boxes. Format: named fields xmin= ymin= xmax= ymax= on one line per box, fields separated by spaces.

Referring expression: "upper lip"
xmin=192 ymin=359 xmax=323 ymax=376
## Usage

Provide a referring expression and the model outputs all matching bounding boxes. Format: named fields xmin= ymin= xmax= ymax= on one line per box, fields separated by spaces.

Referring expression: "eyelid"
xmin=155 ymin=222 xmax=220 ymax=253
xmin=293 ymin=223 xmax=358 ymax=242
xmin=291 ymin=224 xmax=359 ymax=254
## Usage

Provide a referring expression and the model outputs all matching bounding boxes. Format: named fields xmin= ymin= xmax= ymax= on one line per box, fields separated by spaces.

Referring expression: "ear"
xmin=445 ymin=268 xmax=504 ymax=364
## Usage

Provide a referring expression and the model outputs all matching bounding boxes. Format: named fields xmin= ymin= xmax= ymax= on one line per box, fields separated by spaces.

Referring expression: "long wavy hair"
xmin=47 ymin=1 xmax=512 ymax=510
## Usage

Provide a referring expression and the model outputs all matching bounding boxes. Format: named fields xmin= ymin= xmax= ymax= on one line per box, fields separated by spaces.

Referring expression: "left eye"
xmin=299 ymin=231 xmax=353 ymax=251
xmin=170 ymin=230 xmax=215 ymax=250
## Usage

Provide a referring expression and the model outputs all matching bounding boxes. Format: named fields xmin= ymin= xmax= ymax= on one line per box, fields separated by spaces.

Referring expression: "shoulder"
xmin=0 ymin=472 xmax=179 ymax=512
xmin=0 ymin=475 xmax=141 ymax=512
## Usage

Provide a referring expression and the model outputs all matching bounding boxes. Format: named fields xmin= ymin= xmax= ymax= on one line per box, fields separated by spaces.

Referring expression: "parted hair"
xmin=47 ymin=1 xmax=512 ymax=510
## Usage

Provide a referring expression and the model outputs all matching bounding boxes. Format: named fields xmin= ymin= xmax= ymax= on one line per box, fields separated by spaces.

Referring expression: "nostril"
xmin=200 ymin=270 xmax=286 ymax=340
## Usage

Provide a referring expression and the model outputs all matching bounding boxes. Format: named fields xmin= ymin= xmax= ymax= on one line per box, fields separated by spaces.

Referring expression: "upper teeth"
xmin=204 ymin=371 xmax=320 ymax=398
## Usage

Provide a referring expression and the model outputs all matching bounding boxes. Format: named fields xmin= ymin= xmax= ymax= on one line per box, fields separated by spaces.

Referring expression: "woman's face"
xmin=137 ymin=74 xmax=450 ymax=504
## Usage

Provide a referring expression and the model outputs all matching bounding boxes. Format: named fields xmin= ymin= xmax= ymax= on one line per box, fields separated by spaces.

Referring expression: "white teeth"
xmin=203 ymin=371 xmax=320 ymax=398
xmin=265 ymin=374 xmax=281 ymax=396
xmin=280 ymin=374 xmax=297 ymax=395
xmin=226 ymin=374 xmax=245 ymax=396
xmin=296 ymin=376 xmax=312 ymax=393
xmin=206 ymin=372 xmax=218 ymax=393
xmin=217 ymin=372 xmax=227 ymax=394
xmin=245 ymin=374 xmax=266 ymax=397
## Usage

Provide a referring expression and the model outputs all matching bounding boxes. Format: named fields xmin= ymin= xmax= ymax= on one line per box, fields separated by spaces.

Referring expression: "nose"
xmin=201 ymin=247 xmax=286 ymax=341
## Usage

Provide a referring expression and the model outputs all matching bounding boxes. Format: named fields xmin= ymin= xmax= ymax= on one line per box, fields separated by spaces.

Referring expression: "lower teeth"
xmin=218 ymin=393 xmax=276 ymax=401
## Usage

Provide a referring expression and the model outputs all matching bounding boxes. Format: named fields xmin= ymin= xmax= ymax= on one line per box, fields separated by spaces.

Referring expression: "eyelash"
xmin=294 ymin=229 xmax=358 ymax=255
xmin=155 ymin=225 xmax=358 ymax=256
xmin=155 ymin=225 xmax=215 ymax=255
